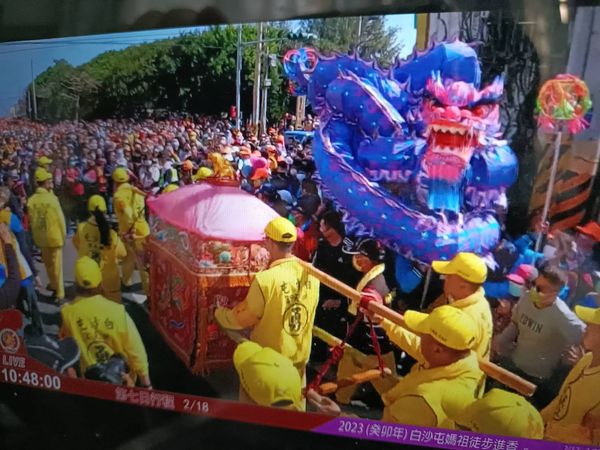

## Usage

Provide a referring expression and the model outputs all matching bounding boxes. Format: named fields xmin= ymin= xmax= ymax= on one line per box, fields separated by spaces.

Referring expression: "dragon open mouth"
xmin=424 ymin=119 xmax=480 ymax=183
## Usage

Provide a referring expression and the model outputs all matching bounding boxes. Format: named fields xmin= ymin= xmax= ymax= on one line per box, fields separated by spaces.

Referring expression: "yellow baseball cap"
xmin=163 ymin=184 xmax=179 ymax=193
xmin=112 ymin=167 xmax=129 ymax=183
xmin=38 ymin=156 xmax=53 ymax=166
xmin=87 ymin=195 xmax=107 ymax=213
xmin=34 ymin=167 xmax=53 ymax=183
xmin=432 ymin=252 xmax=488 ymax=284
xmin=404 ymin=305 xmax=477 ymax=350
xmin=464 ymin=389 xmax=544 ymax=439
xmin=575 ymin=305 xmax=600 ymax=325
xmin=264 ymin=217 xmax=297 ymax=243
xmin=75 ymin=256 xmax=102 ymax=289
xmin=194 ymin=167 xmax=214 ymax=181
xmin=233 ymin=341 xmax=302 ymax=409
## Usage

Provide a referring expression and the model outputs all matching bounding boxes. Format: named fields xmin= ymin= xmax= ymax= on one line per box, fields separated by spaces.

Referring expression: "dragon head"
xmin=422 ymin=72 xmax=504 ymax=185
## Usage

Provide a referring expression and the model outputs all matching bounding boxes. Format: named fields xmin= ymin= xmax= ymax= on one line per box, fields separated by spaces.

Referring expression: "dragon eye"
xmin=472 ymin=105 xmax=491 ymax=117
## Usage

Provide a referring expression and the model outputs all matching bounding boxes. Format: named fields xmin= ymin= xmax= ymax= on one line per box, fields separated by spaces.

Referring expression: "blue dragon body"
xmin=284 ymin=42 xmax=518 ymax=262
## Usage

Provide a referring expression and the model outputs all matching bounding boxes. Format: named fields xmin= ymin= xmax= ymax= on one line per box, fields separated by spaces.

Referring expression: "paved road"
xmin=34 ymin=237 xmax=238 ymax=400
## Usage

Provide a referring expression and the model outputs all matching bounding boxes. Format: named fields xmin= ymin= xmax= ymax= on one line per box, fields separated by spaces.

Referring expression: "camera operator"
xmin=59 ymin=257 xmax=151 ymax=388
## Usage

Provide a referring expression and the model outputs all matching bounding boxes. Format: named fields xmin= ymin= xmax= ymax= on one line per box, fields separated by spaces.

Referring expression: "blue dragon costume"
xmin=283 ymin=41 xmax=518 ymax=263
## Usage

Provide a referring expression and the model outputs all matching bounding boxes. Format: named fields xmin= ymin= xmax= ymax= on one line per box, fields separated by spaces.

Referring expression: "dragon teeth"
xmin=430 ymin=124 xmax=468 ymax=135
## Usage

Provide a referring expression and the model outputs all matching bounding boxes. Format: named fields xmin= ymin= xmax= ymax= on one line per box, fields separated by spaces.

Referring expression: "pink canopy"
xmin=147 ymin=183 xmax=279 ymax=242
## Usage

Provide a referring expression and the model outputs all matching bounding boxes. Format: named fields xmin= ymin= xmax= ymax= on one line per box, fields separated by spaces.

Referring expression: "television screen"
xmin=1 ymin=2 xmax=600 ymax=449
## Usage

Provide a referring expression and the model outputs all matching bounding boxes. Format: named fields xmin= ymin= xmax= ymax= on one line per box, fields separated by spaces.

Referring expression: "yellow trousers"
xmin=122 ymin=240 xmax=148 ymax=295
xmin=335 ymin=351 xmax=397 ymax=405
xmin=41 ymin=246 xmax=64 ymax=299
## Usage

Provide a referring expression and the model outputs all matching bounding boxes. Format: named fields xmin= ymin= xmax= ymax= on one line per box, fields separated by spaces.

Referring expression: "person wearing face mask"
xmin=491 ymin=265 xmax=539 ymax=349
xmin=309 ymin=211 xmax=361 ymax=363
xmin=214 ymin=217 xmax=319 ymax=410
xmin=494 ymin=264 xmax=585 ymax=408
xmin=335 ymin=238 xmax=397 ymax=406
xmin=312 ymin=211 xmax=361 ymax=326
xmin=506 ymin=264 xmax=538 ymax=299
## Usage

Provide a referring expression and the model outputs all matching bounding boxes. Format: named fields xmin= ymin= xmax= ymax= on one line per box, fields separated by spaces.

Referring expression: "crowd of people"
xmin=1 ymin=113 xmax=600 ymax=446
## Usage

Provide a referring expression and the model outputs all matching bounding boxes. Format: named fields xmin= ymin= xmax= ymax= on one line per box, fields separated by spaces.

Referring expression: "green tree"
xmin=33 ymin=60 xmax=80 ymax=122
xmin=29 ymin=23 xmax=294 ymax=122
xmin=84 ymin=40 xmax=173 ymax=117
xmin=299 ymin=16 xmax=402 ymax=67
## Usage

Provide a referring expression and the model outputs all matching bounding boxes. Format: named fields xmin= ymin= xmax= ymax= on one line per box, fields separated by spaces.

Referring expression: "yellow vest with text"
xmin=73 ymin=220 xmax=126 ymax=265
xmin=249 ymin=259 xmax=320 ymax=372
xmin=60 ymin=294 xmax=149 ymax=377
xmin=27 ymin=187 xmax=66 ymax=248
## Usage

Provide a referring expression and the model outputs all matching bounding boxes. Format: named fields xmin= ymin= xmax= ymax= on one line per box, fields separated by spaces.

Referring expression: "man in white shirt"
xmin=494 ymin=264 xmax=585 ymax=408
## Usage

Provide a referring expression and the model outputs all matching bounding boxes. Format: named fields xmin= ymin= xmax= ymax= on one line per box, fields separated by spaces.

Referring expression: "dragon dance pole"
xmin=534 ymin=128 xmax=562 ymax=252
xmin=295 ymin=258 xmax=537 ymax=397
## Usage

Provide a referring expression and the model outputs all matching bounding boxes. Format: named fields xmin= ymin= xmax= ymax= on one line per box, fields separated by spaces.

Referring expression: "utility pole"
xmin=295 ymin=95 xmax=306 ymax=130
xmin=235 ymin=24 xmax=242 ymax=130
xmin=75 ymin=95 xmax=80 ymax=122
xmin=27 ymin=88 xmax=31 ymax=119
xmin=30 ymin=59 xmax=38 ymax=120
xmin=252 ymin=22 xmax=264 ymax=134
xmin=261 ymin=79 xmax=270 ymax=133
xmin=261 ymin=53 xmax=273 ymax=133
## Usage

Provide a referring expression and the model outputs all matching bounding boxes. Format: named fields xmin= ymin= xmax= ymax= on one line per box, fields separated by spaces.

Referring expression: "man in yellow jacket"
xmin=27 ymin=168 xmax=66 ymax=301
xmin=215 ymin=217 xmax=320 ymax=409
xmin=427 ymin=252 xmax=493 ymax=360
xmin=542 ymin=305 xmax=600 ymax=446
xmin=60 ymin=257 xmax=151 ymax=387
xmin=379 ymin=305 xmax=485 ymax=428
xmin=73 ymin=195 xmax=127 ymax=302
xmin=112 ymin=167 xmax=149 ymax=295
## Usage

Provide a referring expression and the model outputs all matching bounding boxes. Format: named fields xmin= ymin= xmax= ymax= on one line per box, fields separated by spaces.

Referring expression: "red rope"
xmin=307 ymin=311 xmax=364 ymax=392
xmin=307 ymin=290 xmax=389 ymax=394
